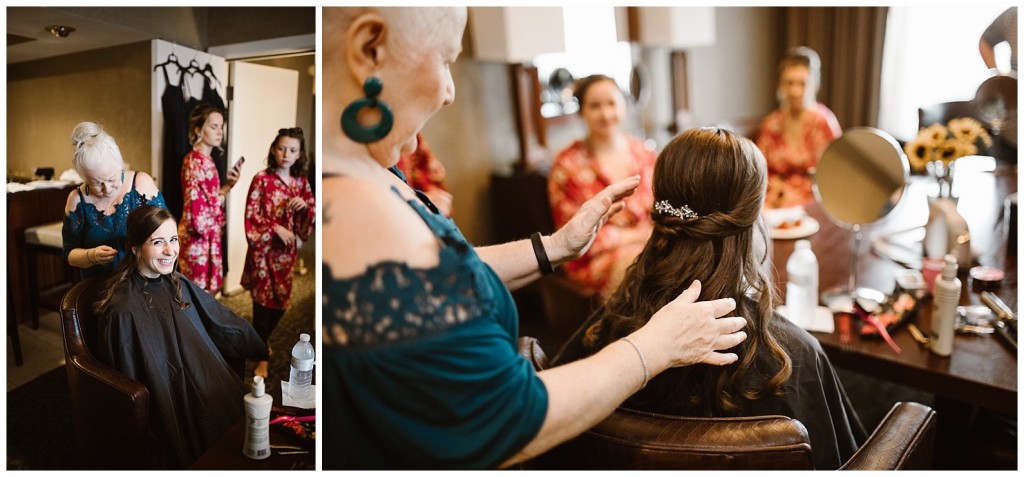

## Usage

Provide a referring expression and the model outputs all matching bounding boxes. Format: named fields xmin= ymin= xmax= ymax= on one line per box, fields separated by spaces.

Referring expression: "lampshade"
xmin=469 ymin=7 xmax=566 ymax=63
xmin=636 ymin=7 xmax=715 ymax=48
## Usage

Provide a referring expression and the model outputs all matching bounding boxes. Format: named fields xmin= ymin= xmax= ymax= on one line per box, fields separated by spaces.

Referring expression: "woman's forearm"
xmin=67 ymin=248 xmax=93 ymax=269
xmin=477 ymin=235 xmax=570 ymax=291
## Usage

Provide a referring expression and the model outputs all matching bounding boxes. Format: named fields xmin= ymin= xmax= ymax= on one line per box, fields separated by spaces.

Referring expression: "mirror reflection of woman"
xmin=178 ymin=104 xmax=240 ymax=294
xmin=241 ymin=127 xmax=315 ymax=379
xmin=93 ymin=205 xmax=267 ymax=469
xmin=756 ymin=46 xmax=841 ymax=209
xmin=63 ymin=121 xmax=167 ymax=277
xmin=548 ymin=74 xmax=656 ymax=297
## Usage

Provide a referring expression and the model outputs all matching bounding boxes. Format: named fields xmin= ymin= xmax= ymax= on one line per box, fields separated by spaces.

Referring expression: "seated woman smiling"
xmin=582 ymin=128 xmax=865 ymax=470
xmin=93 ymin=205 xmax=267 ymax=469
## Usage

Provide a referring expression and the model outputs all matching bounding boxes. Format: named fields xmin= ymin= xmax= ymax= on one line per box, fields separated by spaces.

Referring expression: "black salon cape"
xmin=95 ymin=273 xmax=267 ymax=469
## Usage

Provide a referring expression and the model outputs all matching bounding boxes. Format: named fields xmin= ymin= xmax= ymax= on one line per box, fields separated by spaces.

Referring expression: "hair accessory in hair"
xmin=655 ymin=199 xmax=699 ymax=219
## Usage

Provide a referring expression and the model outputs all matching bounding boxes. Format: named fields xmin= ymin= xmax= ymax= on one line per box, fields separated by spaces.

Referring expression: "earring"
xmin=341 ymin=76 xmax=394 ymax=144
xmin=121 ymin=170 xmax=125 ymax=182
xmin=84 ymin=184 xmax=90 ymax=196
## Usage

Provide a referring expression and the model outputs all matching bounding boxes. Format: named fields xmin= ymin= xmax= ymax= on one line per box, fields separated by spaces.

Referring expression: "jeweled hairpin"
xmin=655 ymin=199 xmax=699 ymax=219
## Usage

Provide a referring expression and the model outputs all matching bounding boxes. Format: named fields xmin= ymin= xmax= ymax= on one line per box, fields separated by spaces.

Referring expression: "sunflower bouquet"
xmin=904 ymin=117 xmax=992 ymax=172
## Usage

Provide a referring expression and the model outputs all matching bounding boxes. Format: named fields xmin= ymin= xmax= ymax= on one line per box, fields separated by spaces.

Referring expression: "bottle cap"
xmin=941 ymin=254 xmax=959 ymax=280
xmin=300 ymin=333 xmax=310 ymax=342
xmin=253 ymin=375 xmax=265 ymax=397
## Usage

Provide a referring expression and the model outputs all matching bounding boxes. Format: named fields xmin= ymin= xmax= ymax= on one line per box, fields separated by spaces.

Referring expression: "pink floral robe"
xmin=756 ymin=104 xmax=841 ymax=208
xmin=179 ymin=149 xmax=224 ymax=293
xmin=548 ymin=137 xmax=656 ymax=295
xmin=240 ymin=171 xmax=315 ymax=310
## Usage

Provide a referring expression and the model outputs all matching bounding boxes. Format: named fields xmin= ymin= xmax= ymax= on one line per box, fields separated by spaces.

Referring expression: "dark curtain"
xmin=778 ymin=7 xmax=889 ymax=129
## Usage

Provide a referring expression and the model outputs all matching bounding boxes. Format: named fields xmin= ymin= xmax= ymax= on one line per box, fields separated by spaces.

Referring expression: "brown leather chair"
xmin=60 ymin=276 xmax=149 ymax=469
xmin=518 ymin=336 xmax=937 ymax=470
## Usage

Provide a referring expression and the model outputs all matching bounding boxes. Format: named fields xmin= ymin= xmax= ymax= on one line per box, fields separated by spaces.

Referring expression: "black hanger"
xmin=201 ymin=63 xmax=221 ymax=89
xmin=153 ymin=52 xmax=183 ymax=72
xmin=185 ymin=58 xmax=202 ymax=76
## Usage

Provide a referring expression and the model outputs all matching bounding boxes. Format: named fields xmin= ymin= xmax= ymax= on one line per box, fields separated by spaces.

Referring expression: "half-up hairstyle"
xmin=94 ymin=205 xmax=190 ymax=314
xmin=266 ymin=127 xmax=309 ymax=177
xmin=584 ymin=127 xmax=792 ymax=415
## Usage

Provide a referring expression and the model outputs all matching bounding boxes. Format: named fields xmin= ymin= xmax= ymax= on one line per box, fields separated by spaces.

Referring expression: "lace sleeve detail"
xmin=323 ymin=251 xmax=494 ymax=348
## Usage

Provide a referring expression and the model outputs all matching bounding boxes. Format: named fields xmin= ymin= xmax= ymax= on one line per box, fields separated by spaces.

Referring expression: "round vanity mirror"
xmin=813 ymin=127 xmax=909 ymax=311
xmin=814 ymin=128 xmax=909 ymax=227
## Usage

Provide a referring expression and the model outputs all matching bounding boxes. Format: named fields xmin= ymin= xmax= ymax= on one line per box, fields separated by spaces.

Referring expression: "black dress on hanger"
xmin=160 ymin=65 xmax=191 ymax=220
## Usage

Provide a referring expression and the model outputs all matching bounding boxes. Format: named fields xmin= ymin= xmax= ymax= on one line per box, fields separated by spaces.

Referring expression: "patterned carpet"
xmin=6 ymin=245 xmax=315 ymax=470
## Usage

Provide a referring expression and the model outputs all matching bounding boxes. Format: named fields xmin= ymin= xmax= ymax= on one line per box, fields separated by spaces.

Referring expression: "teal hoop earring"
xmin=84 ymin=185 xmax=90 ymax=196
xmin=121 ymin=170 xmax=125 ymax=182
xmin=341 ymin=77 xmax=393 ymax=144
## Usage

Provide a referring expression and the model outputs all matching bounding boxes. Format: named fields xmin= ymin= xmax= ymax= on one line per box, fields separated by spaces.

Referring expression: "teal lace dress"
xmin=61 ymin=173 xmax=167 ymax=278
xmin=324 ymin=185 xmax=549 ymax=469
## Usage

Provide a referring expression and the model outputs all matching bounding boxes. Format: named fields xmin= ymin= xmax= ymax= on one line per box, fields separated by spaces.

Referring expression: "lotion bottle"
xmin=930 ymin=254 xmax=961 ymax=357
xmin=243 ymin=375 xmax=273 ymax=460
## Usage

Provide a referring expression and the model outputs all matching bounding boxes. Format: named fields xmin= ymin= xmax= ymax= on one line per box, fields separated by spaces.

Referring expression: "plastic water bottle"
xmin=929 ymin=255 xmax=961 ymax=357
xmin=289 ymin=333 xmax=315 ymax=402
xmin=786 ymin=240 xmax=819 ymax=328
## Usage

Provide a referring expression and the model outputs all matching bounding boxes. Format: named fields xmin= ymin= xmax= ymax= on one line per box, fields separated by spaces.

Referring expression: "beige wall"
xmin=689 ymin=7 xmax=780 ymax=128
xmin=7 ymin=42 xmax=152 ymax=177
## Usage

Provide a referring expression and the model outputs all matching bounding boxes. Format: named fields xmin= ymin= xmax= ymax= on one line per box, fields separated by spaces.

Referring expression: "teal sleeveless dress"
xmin=323 ymin=183 xmax=548 ymax=469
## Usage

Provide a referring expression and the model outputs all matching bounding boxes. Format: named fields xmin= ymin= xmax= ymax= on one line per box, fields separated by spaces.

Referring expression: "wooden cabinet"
xmin=7 ymin=185 xmax=76 ymax=322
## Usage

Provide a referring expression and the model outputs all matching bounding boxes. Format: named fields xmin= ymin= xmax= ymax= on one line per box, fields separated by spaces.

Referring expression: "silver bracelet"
xmin=619 ymin=337 xmax=649 ymax=389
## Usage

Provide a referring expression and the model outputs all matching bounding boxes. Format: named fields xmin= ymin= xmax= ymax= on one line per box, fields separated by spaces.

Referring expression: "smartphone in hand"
xmin=231 ymin=156 xmax=245 ymax=176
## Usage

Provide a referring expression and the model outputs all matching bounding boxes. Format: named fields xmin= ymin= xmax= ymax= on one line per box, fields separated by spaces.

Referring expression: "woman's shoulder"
xmin=64 ymin=187 xmax=84 ymax=216
xmin=769 ymin=311 xmax=825 ymax=356
xmin=132 ymin=171 xmax=161 ymax=197
xmin=323 ymin=176 xmax=441 ymax=281
xmin=554 ymin=139 xmax=588 ymax=163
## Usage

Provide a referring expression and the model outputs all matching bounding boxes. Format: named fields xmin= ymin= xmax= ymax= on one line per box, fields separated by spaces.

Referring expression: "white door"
xmin=224 ymin=61 xmax=299 ymax=294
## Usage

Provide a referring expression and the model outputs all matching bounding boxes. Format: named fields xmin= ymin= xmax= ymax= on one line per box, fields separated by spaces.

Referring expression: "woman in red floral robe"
xmin=756 ymin=46 xmax=841 ymax=209
xmin=241 ymin=128 xmax=315 ymax=377
xmin=179 ymin=104 xmax=239 ymax=294
xmin=548 ymin=75 xmax=656 ymax=297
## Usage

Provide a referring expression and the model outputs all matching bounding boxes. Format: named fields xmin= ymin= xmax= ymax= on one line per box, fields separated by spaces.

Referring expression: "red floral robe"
xmin=240 ymin=171 xmax=315 ymax=310
xmin=548 ymin=137 xmax=656 ymax=294
xmin=756 ymin=104 xmax=841 ymax=208
xmin=179 ymin=149 xmax=224 ymax=293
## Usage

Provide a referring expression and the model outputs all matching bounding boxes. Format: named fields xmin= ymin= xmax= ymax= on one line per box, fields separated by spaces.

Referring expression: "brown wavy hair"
xmin=94 ymin=205 xmax=190 ymax=314
xmin=584 ymin=127 xmax=792 ymax=415
xmin=266 ymin=127 xmax=309 ymax=177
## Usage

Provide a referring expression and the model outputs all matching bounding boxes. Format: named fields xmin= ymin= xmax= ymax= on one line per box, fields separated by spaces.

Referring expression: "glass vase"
xmin=926 ymin=160 xmax=957 ymax=201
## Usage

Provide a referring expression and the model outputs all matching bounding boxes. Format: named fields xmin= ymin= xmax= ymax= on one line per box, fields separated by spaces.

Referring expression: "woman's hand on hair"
xmin=274 ymin=224 xmax=296 ymax=246
xmin=91 ymin=245 xmax=118 ymax=265
xmin=630 ymin=280 xmax=747 ymax=373
xmin=551 ymin=176 xmax=641 ymax=262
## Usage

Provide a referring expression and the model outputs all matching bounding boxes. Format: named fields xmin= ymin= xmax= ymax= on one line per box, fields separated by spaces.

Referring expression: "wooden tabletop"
xmin=771 ymin=156 xmax=1017 ymax=416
